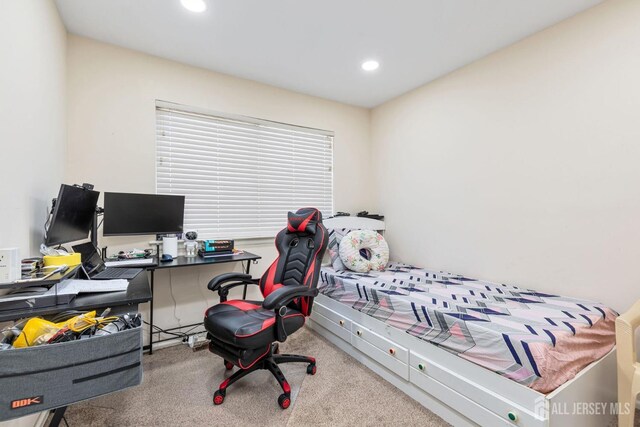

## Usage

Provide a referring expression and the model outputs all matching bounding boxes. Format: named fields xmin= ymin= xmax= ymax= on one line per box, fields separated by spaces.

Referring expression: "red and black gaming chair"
xmin=203 ymin=208 xmax=328 ymax=409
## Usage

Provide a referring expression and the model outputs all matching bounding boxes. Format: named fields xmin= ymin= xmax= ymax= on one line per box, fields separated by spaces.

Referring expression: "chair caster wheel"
xmin=306 ymin=364 xmax=316 ymax=375
xmin=278 ymin=393 xmax=291 ymax=409
xmin=224 ymin=361 xmax=234 ymax=370
xmin=213 ymin=390 xmax=225 ymax=405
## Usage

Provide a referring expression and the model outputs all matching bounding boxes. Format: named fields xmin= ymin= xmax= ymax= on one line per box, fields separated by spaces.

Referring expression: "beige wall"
xmin=65 ymin=35 xmax=372 ymax=343
xmin=371 ymin=0 xmax=640 ymax=312
xmin=0 ymin=0 xmax=67 ymax=259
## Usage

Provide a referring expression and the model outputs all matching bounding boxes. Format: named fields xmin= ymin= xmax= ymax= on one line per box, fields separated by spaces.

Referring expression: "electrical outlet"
xmin=187 ymin=332 xmax=209 ymax=349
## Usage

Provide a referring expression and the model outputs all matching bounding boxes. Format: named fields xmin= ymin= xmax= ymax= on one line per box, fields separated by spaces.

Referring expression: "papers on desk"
xmin=52 ymin=279 xmax=130 ymax=295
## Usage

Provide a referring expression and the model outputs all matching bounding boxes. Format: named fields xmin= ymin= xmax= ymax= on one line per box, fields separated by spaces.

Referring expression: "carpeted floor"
xmin=58 ymin=326 xmax=447 ymax=427
xmin=57 ymin=326 xmax=636 ymax=427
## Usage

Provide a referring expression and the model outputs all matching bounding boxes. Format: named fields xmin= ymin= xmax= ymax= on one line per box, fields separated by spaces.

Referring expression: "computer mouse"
xmin=161 ymin=254 xmax=173 ymax=262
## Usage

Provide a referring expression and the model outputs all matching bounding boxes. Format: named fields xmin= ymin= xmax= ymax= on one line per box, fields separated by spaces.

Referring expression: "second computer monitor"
xmin=103 ymin=192 xmax=185 ymax=236
xmin=45 ymin=184 xmax=100 ymax=246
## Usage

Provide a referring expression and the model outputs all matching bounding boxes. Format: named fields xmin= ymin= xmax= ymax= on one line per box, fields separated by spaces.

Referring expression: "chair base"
xmin=212 ymin=343 xmax=316 ymax=409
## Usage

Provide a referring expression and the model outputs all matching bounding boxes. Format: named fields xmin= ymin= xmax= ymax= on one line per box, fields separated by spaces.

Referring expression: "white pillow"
xmin=339 ymin=230 xmax=389 ymax=273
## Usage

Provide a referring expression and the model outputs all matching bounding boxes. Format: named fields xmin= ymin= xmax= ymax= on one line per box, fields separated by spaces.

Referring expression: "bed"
xmin=307 ymin=217 xmax=618 ymax=427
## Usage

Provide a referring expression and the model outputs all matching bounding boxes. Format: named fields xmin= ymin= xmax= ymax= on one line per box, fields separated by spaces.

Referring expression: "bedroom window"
xmin=155 ymin=101 xmax=334 ymax=239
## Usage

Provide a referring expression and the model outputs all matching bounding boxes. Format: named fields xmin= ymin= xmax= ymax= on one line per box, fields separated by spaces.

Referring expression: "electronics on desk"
xmin=103 ymin=192 xmax=185 ymax=236
xmin=45 ymin=184 xmax=100 ymax=246
xmin=203 ymin=239 xmax=234 ymax=252
xmin=21 ymin=257 xmax=43 ymax=273
xmin=199 ymin=240 xmax=234 ymax=258
xmin=104 ymin=258 xmax=155 ymax=268
xmin=115 ymin=248 xmax=153 ymax=260
xmin=162 ymin=236 xmax=178 ymax=258
xmin=0 ymin=248 xmax=20 ymax=282
xmin=72 ymin=242 xmax=142 ymax=280
xmin=198 ymin=240 xmax=235 ymax=258
xmin=184 ymin=230 xmax=198 ymax=257
xmin=356 ymin=210 xmax=385 ymax=221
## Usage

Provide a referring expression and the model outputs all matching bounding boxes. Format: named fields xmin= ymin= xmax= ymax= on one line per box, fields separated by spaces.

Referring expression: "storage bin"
xmin=0 ymin=323 xmax=142 ymax=421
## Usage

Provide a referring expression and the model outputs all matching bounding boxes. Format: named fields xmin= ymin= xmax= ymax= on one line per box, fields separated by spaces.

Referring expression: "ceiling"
xmin=55 ymin=0 xmax=603 ymax=108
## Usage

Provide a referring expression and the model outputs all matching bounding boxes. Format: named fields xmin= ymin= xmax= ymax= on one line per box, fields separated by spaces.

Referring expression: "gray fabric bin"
xmin=0 ymin=324 xmax=142 ymax=421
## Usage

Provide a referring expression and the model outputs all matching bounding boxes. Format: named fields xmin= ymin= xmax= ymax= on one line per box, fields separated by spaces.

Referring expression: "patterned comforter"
xmin=318 ymin=263 xmax=617 ymax=393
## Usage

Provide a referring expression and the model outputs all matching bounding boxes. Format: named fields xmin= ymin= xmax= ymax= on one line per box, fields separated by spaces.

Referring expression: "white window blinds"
xmin=156 ymin=102 xmax=334 ymax=239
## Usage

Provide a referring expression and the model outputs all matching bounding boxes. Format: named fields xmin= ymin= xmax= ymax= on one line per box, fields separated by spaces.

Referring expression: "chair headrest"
xmin=287 ymin=208 xmax=323 ymax=234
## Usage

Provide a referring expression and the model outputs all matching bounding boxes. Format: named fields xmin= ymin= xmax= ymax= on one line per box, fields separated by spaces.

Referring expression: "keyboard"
xmin=92 ymin=268 xmax=142 ymax=280
xmin=105 ymin=258 xmax=155 ymax=267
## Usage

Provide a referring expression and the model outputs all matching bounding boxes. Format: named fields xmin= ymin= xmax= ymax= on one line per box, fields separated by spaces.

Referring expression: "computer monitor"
xmin=45 ymin=184 xmax=100 ymax=246
xmin=103 ymin=192 xmax=185 ymax=236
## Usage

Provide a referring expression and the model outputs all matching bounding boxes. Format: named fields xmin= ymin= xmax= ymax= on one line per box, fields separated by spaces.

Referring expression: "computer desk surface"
xmin=149 ymin=251 xmax=261 ymax=269
xmin=0 ymin=271 xmax=152 ymax=323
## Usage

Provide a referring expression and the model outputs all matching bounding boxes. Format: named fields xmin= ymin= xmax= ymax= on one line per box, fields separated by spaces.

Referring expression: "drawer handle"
xmin=418 ymin=363 xmax=426 ymax=371
xmin=507 ymin=412 xmax=518 ymax=422
xmin=388 ymin=348 xmax=396 ymax=355
xmin=356 ymin=330 xmax=362 ymax=336
xmin=339 ymin=320 xmax=345 ymax=326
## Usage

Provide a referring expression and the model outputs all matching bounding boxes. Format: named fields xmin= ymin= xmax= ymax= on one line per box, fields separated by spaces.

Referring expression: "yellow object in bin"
xmin=43 ymin=252 xmax=81 ymax=267
xmin=12 ymin=311 xmax=120 ymax=348
xmin=12 ymin=318 xmax=60 ymax=348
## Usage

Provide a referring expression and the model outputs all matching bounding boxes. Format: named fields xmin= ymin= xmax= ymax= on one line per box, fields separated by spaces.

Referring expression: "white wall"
xmin=0 ymin=0 xmax=67 ymax=259
xmin=371 ymin=0 xmax=640 ymax=312
xmin=0 ymin=1 xmax=67 ymax=426
xmin=65 ymin=35 xmax=372 ymax=343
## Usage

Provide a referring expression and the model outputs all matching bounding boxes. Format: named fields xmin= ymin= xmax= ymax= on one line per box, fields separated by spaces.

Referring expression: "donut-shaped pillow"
xmin=339 ymin=230 xmax=389 ymax=273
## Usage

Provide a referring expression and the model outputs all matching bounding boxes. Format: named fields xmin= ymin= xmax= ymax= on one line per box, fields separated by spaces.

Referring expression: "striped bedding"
xmin=318 ymin=262 xmax=617 ymax=393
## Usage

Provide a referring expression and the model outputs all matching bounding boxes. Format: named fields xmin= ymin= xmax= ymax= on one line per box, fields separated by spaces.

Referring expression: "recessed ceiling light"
xmin=361 ymin=60 xmax=380 ymax=71
xmin=181 ymin=0 xmax=207 ymax=13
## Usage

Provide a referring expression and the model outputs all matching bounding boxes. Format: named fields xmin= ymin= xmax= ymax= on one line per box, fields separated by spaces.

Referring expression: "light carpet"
xmin=56 ymin=326 xmax=635 ymax=426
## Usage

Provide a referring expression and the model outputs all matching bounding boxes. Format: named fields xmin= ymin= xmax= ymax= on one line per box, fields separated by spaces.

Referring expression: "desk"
xmin=145 ymin=251 xmax=261 ymax=354
xmin=0 ymin=271 xmax=152 ymax=323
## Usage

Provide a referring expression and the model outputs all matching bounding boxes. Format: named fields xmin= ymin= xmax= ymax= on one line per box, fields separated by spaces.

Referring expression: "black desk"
xmin=0 ymin=272 xmax=152 ymax=323
xmin=145 ymin=252 xmax=261 ymax=354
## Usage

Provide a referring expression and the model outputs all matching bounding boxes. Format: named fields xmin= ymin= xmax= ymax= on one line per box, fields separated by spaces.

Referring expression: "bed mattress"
xmin=318 ymin=263 xmax=617 ymax=393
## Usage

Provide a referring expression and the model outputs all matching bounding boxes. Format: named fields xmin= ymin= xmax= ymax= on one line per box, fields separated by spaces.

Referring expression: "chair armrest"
xmin=262 ymin=285 xmax=319 ymax=310
xmin=207 ymin=272 xmax=258 ymax=302
xmin=207 ymin=273 xmax=253 ymax=291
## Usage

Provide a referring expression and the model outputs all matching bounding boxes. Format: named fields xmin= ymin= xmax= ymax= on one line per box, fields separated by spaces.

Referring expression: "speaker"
xmin=162 ymin=237 xmax=178 ymax=258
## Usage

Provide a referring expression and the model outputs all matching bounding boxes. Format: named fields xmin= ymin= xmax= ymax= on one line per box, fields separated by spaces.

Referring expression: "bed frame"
xmin=310 ymin=217 xmax=617 ymax=427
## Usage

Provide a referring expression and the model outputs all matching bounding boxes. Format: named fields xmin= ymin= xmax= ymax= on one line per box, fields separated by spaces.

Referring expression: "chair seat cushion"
xmin=204 ymin=300 xmax=305 ymax=349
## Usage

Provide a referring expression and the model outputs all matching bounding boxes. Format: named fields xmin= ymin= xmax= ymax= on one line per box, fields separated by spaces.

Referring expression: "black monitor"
xmin=103 ymin=192 xmax=185 ymax=236
xmin=45 ymin=184 xmax=100 ymax=246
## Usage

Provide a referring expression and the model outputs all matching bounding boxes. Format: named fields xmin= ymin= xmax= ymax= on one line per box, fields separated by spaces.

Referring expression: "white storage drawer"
xmin=410 ymin=351 xmax=537 ymax=426
xmin=310 ymin=304 xmax=351 ymax=342
xmin=410 ymin=366 xmax=514 ymax=426
xmin=351 ymin=322 xmax=409 ymax=379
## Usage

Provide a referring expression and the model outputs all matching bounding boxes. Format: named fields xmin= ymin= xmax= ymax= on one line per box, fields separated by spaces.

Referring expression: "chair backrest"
xmin=259 ymin=208 xmax=328 ymax=316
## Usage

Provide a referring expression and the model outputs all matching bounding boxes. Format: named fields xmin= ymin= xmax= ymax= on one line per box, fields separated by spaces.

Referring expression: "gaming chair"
xmin=203 ymin=208 xmax=328 ymax=409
